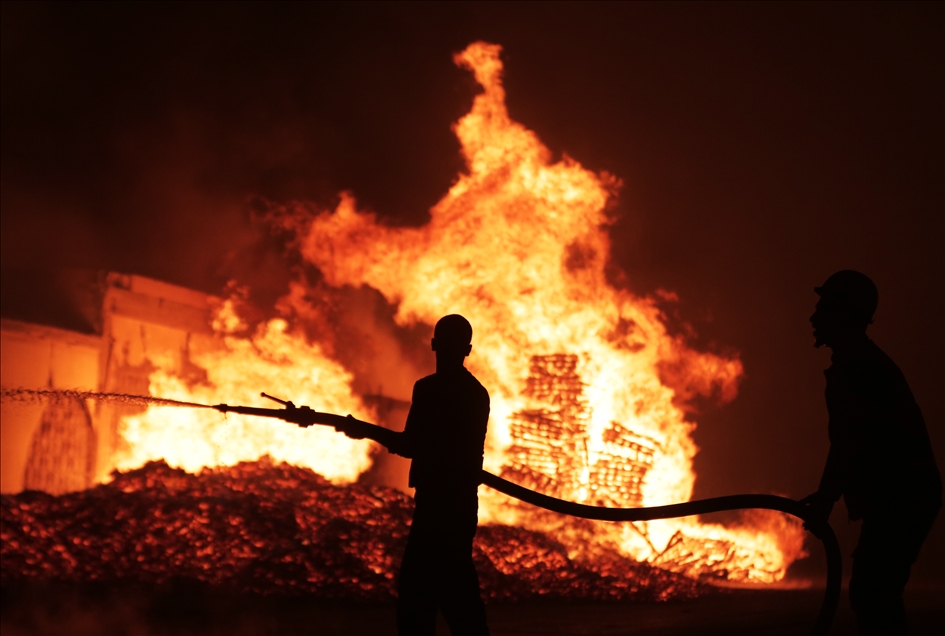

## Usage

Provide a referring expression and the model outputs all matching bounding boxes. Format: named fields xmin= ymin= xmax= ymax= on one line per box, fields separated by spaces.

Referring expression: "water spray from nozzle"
xmin=0 ymin=387 xmax=215 ymax=409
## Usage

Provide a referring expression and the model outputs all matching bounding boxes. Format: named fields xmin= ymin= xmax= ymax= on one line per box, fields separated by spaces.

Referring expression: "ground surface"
xmin=2 ymin=583 xmax=942 ymax=635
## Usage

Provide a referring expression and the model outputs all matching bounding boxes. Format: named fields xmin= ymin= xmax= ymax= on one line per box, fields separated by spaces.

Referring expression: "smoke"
xmin=0 ymin=3 xmax=471 ymax=301
xmin=268 ymin=276 xmax=433 ymax=402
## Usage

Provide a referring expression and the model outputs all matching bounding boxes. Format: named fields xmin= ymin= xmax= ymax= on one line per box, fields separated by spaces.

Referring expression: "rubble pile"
xmin=1 ymin=459 xmax=704 ymax=601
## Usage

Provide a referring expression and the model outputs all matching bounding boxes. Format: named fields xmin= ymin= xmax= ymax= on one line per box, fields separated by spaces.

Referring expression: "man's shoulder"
xmin=415 ymin=374 xmax=438 ymax=386
xmin=831 ymin=340 xmax=911 ymax=394
xmin=417 ymin=369 xmax=489 ymax=399
xmin=864 ymin=339 xmax=897 ymax=365
xmin=464 ymin=370 xmax=490 ymax=403
xmin=413 ymin=374 xmax=438 ymax=395
xmin=858 ymin=340 xmax=906 ymax=380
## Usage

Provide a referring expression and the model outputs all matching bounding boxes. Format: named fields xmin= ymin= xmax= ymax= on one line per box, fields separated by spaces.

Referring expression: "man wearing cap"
xmin=802 ymin=270 xmax=941 ymax=635
xmin=337 ymin=314 xmax=490 ymax=636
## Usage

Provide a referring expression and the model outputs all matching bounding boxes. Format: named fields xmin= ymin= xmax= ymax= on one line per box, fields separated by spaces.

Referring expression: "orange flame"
xmin=115 ymin=299 xmax=376 ymax=484
xmin=119 ymin=42 xmax=805 ymax=583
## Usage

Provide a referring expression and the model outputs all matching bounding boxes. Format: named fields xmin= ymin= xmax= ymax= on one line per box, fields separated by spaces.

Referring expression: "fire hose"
xmin=215 ymin=395 xmax=842 ymax=636
xmin=480 ymin=472 xmax=841 ymax=636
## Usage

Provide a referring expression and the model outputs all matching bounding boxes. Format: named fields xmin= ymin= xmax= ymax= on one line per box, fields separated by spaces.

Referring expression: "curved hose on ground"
xmin=480 ymin=470 xmax=841 ymax=636
xmin=209 ymin=403 xmax=840 ymax=634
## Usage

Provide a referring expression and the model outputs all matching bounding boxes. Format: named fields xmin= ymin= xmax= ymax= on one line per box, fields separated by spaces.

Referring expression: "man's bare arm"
xmin=335 ymin=416 xmax=413 ymax=458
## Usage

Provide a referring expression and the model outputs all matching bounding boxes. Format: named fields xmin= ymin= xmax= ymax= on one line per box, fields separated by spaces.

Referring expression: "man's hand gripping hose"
xmin=214 ymin=395 xmax=842 ymax=636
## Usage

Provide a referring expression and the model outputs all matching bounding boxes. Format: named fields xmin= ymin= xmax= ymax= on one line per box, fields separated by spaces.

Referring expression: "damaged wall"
xmin=0 ymin=272 xmax=215 ymax=493
xmin=95 ymin=273 xmax=216 ymax=481
xmin=0 ymin=320 xmax=101 ymax=493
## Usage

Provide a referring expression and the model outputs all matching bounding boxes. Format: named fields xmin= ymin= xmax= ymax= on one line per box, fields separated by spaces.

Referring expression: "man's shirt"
xmin=820 ymin=338 xmax=940 ymax=519
xmin=393 ymin=367 xmax=490 ymax=495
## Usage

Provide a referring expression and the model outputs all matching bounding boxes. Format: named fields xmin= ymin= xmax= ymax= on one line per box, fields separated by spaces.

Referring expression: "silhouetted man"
xmin=337 ymin=314 xmax=490 ymax=636
xmin=801 ymin=271 xmax=940 ymax=636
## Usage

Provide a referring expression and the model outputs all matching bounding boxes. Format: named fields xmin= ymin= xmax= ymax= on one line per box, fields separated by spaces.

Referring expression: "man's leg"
xmin=435 ymin=493 xmax=488 ymax=636
xmin=850 ymin=503 xmax=940 ymax=636
xmin=397 ymin=516 xmax=438 ymax=636
xmin=439 ymin=547 xmax=489 ymax=636
xmin=849 ymin=540 xmax=910 ymax=635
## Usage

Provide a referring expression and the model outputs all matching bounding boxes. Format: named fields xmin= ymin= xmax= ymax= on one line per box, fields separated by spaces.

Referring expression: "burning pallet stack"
xmin=502 ymin=354 xmax=591 ymax=501
xmin=590 ymin=421 xmax=657 ymax=507
xmin=495 ymin=356 xmax=790 ymax=584
xmin=501 ymin=354 xmax=657 ymax=507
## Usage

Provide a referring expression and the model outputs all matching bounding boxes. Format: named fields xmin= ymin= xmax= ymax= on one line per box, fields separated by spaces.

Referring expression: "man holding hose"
xmin=337 ymin=314 xmax=490 ymax=636
xmin=802 ymin=270 xmax=940 ymax=635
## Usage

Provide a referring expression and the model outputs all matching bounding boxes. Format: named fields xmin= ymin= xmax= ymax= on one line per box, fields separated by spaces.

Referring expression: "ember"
xmin=1 ymin=459 xmax=704 ymax=602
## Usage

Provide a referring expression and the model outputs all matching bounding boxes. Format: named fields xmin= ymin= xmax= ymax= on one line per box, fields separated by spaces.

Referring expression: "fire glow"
xmin=115 ymin=42 xmax=805 ymax=584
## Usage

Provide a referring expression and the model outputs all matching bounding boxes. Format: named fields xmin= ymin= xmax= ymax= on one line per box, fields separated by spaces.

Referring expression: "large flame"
xmin=115 ymin=300 xmax=376 ymax=483
xmin=119 ymin=42 xmax=805 ymax=583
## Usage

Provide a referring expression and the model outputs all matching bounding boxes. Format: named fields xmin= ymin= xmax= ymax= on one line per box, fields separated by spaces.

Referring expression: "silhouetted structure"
xmin=339 ymin=314 xmax=490 ymax=635
xmin=802 ymin=270 xmax=941 ymax=636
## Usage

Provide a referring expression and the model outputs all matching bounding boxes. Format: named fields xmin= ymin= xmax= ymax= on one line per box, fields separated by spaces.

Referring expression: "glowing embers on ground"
xmin=0 ymin=459 xmax=705 ymax=602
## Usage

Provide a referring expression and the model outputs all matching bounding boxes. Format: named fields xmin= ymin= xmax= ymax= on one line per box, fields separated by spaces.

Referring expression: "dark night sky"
xmin=2 ymin=2 xmax=942 ymax=581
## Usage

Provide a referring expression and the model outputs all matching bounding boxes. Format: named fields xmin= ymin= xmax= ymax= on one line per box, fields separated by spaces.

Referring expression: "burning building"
xmin=1 ymin=41 xmax=806 ymax=595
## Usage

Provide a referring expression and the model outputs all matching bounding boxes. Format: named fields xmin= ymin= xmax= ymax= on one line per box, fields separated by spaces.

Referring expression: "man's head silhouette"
xmin=432 ymin=314 xmax=473 ymax=371
xmin=811 ymin=270 xmax=878 ymax=349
